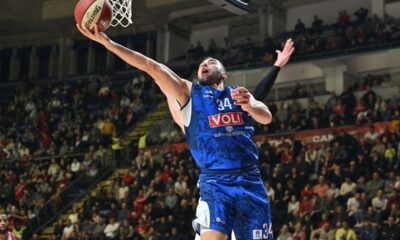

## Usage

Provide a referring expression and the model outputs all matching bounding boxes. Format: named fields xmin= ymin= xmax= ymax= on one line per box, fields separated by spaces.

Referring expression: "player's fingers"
xmin=276 ymin=50 xmax=281 ymax=55
xmin=234 ymin=87 xmax=249 ymax=93
xmin=289 ymin=47 xmax=295 ymax=55
xmin=76 ymin=24 xmax=85 ymax=35
xmin=234 ymin=99 xmax=250 ymax=105
xmin=81 ymin=24 xmax=93 ymax=36
xmin=284 ymin=40 xmax=293 ymax=54
xmin=94 ymin=24 xmax=100 ymax=37
xmin=232 ymin=95 xmax=250 ymax=103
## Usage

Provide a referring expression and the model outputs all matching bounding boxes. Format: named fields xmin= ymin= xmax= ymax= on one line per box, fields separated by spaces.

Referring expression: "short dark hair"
xmin=202 ymin=57 xmax=226 ymax=73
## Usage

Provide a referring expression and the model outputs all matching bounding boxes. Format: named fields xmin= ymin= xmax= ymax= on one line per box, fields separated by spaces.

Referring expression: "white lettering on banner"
xmin=312 ymin=134 xmax=334 ymax=143
xmin=208 ymin=112 xmax=244 ymax=128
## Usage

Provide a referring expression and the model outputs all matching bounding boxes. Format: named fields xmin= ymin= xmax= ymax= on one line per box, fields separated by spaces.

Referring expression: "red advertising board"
xmin=146 ymin=121 xmax=398 ymax=152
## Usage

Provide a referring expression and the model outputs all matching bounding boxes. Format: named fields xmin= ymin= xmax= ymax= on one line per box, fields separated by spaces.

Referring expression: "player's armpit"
xmin=166 ymin=95 xmax=185 ymax=134
xmin=159 ymin=85 xmax=185 ymax=134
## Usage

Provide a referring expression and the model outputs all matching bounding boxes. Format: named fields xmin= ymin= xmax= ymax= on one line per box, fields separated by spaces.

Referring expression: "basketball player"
xmin=164 ymin=39 xmax=294 ymax=133
xmin=0 ymin=214 xmax=20 ymax=240
xmin=78 ymin=24 xmax=281 ymax=240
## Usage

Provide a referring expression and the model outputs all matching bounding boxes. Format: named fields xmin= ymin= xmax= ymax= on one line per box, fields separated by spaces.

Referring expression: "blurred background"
xmin=0 ymin=0 xmax=399 ymax=239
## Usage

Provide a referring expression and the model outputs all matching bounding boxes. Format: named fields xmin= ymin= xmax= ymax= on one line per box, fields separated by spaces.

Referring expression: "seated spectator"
xmin=314 ymin=176 xmax=330 ymax=199
xmin=61 ymin=219 xmax=78 ymax=240
xmin=381 ymin=216 xmax=400 ymax=239
xmin=292 ymin=222 xmax=306 ymax=240
xmin=335 ymin=221 xmax=357 ymax=240
xmin=310 ymin=222 xmax=335 ymax=240
xmin=287 ymin=195 xmax=299 ymax=220
xmin=365 ymin=172 xmax=385 ymax=199
xmin=277 ymin=224 xmax=292 ymax=240
xmin=371 ymin=190 xmax=388 ymax=212
xmin=357 ymin=219 xmax=378 ymax=240
xmin=119 ymin=219 xmax=134 ymax=239
xmin=340 ymin=177 xmax=356 ymax=199
xmin=104 ymin=217 xmax=120 ymax=239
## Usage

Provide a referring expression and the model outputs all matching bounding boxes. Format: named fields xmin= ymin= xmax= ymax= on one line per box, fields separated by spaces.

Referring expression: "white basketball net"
xmin=108 ymin=0 xmax=133 ymax=27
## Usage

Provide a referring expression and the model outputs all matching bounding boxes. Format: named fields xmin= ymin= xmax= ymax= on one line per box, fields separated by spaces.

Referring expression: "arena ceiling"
xmin=0 ymin=0 xmax=384 ymax=44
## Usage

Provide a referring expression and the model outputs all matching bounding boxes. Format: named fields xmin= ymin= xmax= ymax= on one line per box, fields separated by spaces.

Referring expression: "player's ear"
xmin=221 ymin=72 xmax=228 ymax=82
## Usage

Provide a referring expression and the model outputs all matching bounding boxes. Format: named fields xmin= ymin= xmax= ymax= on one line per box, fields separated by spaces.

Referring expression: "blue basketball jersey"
xmin=181 ymin=83 xmax=259 ymax=171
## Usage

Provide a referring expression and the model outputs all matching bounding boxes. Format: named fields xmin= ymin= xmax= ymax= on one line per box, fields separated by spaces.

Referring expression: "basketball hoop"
xmin=108 ymin=0 xmax=133 ymax=27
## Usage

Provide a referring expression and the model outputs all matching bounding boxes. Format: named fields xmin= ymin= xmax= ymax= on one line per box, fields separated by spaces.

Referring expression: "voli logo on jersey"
xmin=208 ymin=112 xmax=244 ymax=128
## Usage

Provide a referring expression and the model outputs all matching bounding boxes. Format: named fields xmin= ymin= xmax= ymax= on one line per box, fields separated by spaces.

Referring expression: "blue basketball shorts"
xmin=192 ymin=166 xmax=273 ymax=240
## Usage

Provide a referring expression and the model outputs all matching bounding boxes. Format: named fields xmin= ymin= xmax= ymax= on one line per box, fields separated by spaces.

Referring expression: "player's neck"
xmin=209 ymin=81 xmax=224 ymax=91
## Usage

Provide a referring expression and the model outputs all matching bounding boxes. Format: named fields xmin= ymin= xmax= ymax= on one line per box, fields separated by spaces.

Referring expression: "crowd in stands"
xmin=0 ymin=73 xmax=162 ymax=161
xmin=0 ymin=146 xmax=109 ymax=239
xmin=183 ymin=7 xmax=400 ymax=67
xmin=0 ymin=73 xmax=163 ymax=238
xmin=146 ymin=82 xmax=400 ymax=148
xmin=48 ymin=146 xmax=198 ymax=240
xmin=48 ymin=117 xmax=400 ymax=240
xmin=255 ymin=84 xmax=400 ymax=135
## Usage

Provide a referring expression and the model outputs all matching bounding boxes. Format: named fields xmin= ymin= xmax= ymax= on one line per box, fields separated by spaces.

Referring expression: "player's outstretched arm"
xmin=76 ymin=24 xmax=191 ymax=106
xmin=231 ymin=87 xmax=272 ymax=125
xmin=252 ymin=39 xmax=295 ymax=101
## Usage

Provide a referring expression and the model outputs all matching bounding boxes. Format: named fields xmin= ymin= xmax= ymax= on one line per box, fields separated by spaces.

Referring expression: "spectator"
xmin=61 ymin=219 xmax=77 ymax=240
xmin=381 ymin=216 xmax=400 ymax=239
xmin=365 ymin=172 xmax=385 ymax=199
xmin=314 ymin=176 xmax=330 ymax=199
xmin=364 ymin=126 xmax=379 ymax=144
xmin=310 ymin=222 xmax=335 ymax=240
xmin=347 ymin=192 xmax=362 ymax=225
xmin=165 ymin=188 xmax=179 ymax=210
xmin=340 ymin=177 xmax=356 ymax=199
xmin=277 ymin=224 xmax=292 ymax=240
xmin=208 ymin=39 xmax=217 ymax=55
xmin=335 ymin=221 xmax=357 ymax=240
xmin=358 ymin=219 xmax=378 ymax=240
xmin=119 ymin=219 xmax=134 ymax=239
xmin=354 ymin=7 xmax=368 ymax=23
xmin=292 ymin=222 xmax=306 ymax=240
xmin=104 ymin=217 xmax=120 ymax=239
xmin=295 ymin=19 xmax=306 ymax=33
xmin=371 ymin=190 xmax=388 ymax=212
xmin=174 ymin=176 xmax=187 ymax=196
xmin=312 ymin=15 xmax=324 ymax=33
xmin=287 ymin=195 xmax=299 ymax=219
xmin=70 ymin=158 xmax=81 ymax=174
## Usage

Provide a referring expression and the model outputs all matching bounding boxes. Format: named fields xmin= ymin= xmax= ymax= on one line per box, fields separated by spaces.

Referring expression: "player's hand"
xmin=231 ymin=87 xmax=252 ymax=112
xmin=76 ymin=24 xmax=111 ymax=47
xmin=274 ymin=39 xmax=295 ymax=68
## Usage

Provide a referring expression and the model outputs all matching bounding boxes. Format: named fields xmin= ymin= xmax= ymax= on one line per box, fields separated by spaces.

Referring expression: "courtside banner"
xmin=254 ymin=121 xmax=396 ymax=147
xmin=146 ymin=121 xmax=396 ymax=152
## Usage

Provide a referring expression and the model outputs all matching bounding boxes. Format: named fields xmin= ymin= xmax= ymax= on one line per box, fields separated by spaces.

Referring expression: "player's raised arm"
xmin=252 ymin=39 xmax=295 ymax=101
xmin=232 ymin=87 xmax=272 ymax=125
xmin=76 ymin=24 xmax=191 ymax=106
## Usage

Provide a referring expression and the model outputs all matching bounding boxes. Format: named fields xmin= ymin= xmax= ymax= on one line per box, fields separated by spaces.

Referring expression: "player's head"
xmin=198 ymin=57 xmax=227 ymax=86
xmin=0 ymin=213 xmax=8 ymax=233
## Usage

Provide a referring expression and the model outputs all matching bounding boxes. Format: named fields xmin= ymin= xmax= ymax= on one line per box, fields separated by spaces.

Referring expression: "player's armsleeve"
xmin=252 ymin=66 xmax=280 ymax=101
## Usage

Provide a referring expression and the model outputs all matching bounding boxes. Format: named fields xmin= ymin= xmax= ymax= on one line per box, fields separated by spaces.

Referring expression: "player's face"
xmin=0 ymin=214 xmax=8 ymax=231
xmin=198 ymin=58 xmax=226 ymax=85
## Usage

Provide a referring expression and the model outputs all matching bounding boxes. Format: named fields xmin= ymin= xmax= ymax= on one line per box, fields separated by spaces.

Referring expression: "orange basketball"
xmin=74 ymin=0 xmax=113 ymax=32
